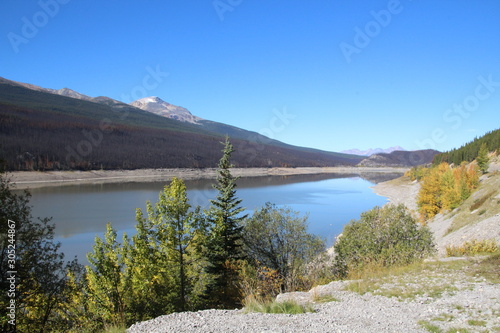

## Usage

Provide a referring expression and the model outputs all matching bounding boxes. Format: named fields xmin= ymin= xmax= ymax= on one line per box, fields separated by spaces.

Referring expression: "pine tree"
xmin=204 ymin=136 xmax=247 ymax=308
xmin=477 ymin=142 xmax=490 ymax=173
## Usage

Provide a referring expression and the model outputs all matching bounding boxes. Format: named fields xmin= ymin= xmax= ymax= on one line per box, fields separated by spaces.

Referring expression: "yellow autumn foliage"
xmin=417 ymin=162 xmax=479 ymax=221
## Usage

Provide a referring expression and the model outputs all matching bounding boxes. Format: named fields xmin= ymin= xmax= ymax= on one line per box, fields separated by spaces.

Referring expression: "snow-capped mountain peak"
xmin=341 ymin=146 xmax=406 ymax=156
xmin=130 ymin=97 xmax=202 ymax=124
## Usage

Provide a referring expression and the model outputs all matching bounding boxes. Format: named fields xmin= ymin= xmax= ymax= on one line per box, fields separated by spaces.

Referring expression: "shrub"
xmin=446 ymin=239 xmax=499 ymax=257
xmin=333 ymin=204 xmax=435 ymax=278
xmin=242 ymin=203 xmax=325 ymax=292
xmin=405 ymin=165 xmax=429 ymax=181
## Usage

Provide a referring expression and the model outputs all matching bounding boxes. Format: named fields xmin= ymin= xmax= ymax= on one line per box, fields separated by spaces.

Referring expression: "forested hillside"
xmin=0 ymin=81 xmax=362 ymax=171
xmin=433 ymin=128 xmax=500 ymax=165
xmin=358 ymin=149 xmax=440 ymax=167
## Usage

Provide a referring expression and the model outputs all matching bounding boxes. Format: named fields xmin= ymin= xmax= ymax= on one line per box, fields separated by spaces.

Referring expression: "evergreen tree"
xmin=204 ymin=136 xmax=247 ymax=308
xmin=477 ymin=142 xmax=490 ymax=173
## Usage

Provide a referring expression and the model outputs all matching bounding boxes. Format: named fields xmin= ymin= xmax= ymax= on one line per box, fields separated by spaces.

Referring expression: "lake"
xmin=22 ymin=172 xmax=398 ymax=264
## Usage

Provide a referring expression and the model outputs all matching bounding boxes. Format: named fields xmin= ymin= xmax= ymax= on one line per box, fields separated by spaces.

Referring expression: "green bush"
xmin=333 ymin=204 xmax=435 ymax=278
xmin=242 ymin=203 xmax=325 ymax=292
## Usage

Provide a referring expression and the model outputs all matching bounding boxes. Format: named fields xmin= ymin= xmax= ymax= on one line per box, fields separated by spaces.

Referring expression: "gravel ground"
xmin=128 ymin=278 xmax=499 ymax=333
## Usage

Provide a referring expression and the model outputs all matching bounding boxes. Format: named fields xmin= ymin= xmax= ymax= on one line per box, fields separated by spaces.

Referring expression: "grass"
xmin=469 ymin=252 xmax=500 ymax=283
xmin=344 ymin=260 xmax=466 ymax=301
xmin=419 ymin=320 xmax=443 ymax=333
xmin=419 ymin=322 xmax=474 ymax=333
xmin=446 ymin=239 xmax=499 ymax=257
xmin=243 ymin=298 xmax=314 ymax=314
xmin=467 ymin=319 xmax=487 ymax=327
xmin=470 ymin=190 xmax=496 ymax=211
xmin=312 ymin=294 xmax=340 ymax=303
xmin=432 ymin=313 xmax=455 ymax=322
xmin=75 ymin=325 xmax=127 ymax=333
xmin=345 ymin=253 xmax=500 ymax=301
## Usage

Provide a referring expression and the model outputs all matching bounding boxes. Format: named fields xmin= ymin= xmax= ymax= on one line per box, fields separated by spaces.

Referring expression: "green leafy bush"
xmin=242 ymin=203 xmax=325 ymax=292
xmin=333 ymin=204 xmax=435 ymax=278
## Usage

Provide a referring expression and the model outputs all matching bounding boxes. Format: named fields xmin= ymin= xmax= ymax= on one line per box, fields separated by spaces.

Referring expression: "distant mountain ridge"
xmin=357 ymin=150 xmax=440 ymax=167
xmin=0 ymin=77 xmax=121 ymax=104
xmin=341 ymin=146 xmax=406 ymax=156
xmin=0 ymin=76 xmax=364 ymax=171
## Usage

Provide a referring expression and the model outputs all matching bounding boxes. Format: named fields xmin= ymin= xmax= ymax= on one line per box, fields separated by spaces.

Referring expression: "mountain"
xmin=131 ymin=96 xmax=359 ymax=162
xmin=0 ymin=77 xmax=94 ymax=101
xmin=357 ymin=149 xmax=440 ymax=167
xmin=0 ymin=77 xmax=363 ymax=171
xmin=130 ymin=97 xmax=202 ymax=124
xmin=341 ymin=146 xmax=406 ymax=156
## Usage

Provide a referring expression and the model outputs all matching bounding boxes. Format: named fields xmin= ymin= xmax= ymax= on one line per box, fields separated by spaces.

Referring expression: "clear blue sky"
xmin=1 ymin=0 xmax=499 ymax=153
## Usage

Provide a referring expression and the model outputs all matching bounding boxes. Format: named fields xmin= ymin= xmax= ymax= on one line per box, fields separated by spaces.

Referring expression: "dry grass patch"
xmin=446 ymin=172 xmax=500 ymax=235
xmin=243 ymin=297 xmax=314 ymax=314
xmin=446 ymin=239 xmax=499 ymax=257
xmin=468 ymin=252 xmax=500 ymax=283
xmin=344 ymin=260 xmax=467 ymax=301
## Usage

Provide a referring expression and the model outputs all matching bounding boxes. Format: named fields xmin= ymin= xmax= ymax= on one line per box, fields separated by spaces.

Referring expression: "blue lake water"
xmin=24 ymin=173 xmax=395 ymax=264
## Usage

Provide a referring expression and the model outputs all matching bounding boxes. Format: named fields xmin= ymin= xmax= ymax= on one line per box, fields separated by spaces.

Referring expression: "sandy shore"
xmin=8 ymin=167 xmax=409 ymax=189
xmin=372 ymin=176 xmax=420 ymax=212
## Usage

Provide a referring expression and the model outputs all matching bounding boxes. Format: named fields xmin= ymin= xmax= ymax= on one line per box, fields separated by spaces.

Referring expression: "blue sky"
xmin=1 ymin=0 xmax=499 ymax=153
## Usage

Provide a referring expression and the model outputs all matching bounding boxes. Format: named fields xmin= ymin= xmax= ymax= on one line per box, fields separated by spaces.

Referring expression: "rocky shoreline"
xmin=8 ymin=166 xmax=409 ymax=189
